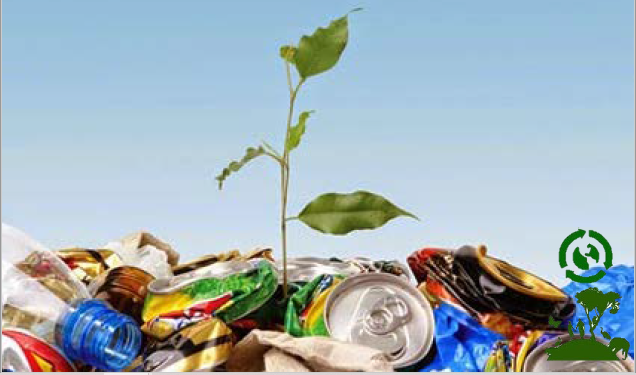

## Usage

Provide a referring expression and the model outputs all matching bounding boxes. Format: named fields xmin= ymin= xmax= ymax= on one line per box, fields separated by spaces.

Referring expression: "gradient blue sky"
xmin=3 ymin=0 xmax=634 ymax=285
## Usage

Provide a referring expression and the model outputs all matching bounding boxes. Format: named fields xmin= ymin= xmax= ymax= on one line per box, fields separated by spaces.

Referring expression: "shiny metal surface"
xmin=276 ymin=257 xmax=360 ymax=283
xmin=148 ymin=258 xmax=268 ymax=294
xmin=345 ymin=257 xmax=414 ymax=281
xmin=324 ymin=273 xmax=435 ymax=369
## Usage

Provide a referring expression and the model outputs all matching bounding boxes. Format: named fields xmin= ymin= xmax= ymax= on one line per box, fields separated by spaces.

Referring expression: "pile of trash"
xmin=1 ymin=223 xmax=633 ymax=372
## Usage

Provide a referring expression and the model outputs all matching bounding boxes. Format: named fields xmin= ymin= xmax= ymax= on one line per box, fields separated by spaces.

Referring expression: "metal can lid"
xmin=324 ymin=273 xmax=435 ymax=369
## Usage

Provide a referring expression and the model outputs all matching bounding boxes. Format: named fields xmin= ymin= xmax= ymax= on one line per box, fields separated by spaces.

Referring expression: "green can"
xmin=142 ymin=259 xmax=278 ymax=339
xmin=285 ymin=274 xmax=344 ymax=337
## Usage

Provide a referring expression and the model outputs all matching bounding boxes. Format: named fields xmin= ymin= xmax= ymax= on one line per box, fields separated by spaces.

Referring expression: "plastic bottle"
xmin=1 ymin=223 xmax=142 ymax=371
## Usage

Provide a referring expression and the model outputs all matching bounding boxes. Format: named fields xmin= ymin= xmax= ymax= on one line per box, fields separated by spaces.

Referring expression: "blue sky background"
xmin=3 ymin=0 xmax=634 ymax=285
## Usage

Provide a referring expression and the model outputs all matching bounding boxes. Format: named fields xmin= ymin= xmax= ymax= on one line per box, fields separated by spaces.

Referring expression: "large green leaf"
xmin=215 ymin=146 xmax=266 ymax=190
xmin=286 ymin=110 xmax=314 ymax=152
xmin=292 ymin=10 xmax=359 ymax=78
xmin=295 ymin=190 xmax=418 ymax=235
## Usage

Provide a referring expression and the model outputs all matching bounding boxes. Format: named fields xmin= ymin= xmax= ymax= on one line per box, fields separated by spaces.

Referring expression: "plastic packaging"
xmin=420 ymin=302 xmax=503 ymax=372
xmin=562 ymin=265 xmax=634 ymax=358
xmin=1 ymin=223 xmax=142 ymax=371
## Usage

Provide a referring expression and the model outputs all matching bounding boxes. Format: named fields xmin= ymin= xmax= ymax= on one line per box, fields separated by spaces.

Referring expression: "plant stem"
xmin=281 ymin=61 xmax=304 ymax=297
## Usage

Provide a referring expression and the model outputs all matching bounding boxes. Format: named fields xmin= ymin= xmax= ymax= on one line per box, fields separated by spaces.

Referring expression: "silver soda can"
xmin=148 ymin=258 xmax=267 ymax=294
xmin=324 ymin=273 xmax=435 ymax=369
xmin=277 ymin=257 xmax=360 ymax=283
xmin=523 ymin=334 xmax=634 ymax=372
xmin=345 ymin=257 xmax=415 ymax=282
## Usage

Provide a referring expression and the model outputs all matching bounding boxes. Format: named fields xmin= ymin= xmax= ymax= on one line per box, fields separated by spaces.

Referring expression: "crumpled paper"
xmin=225 ymin=330 xmax=393 ymax=372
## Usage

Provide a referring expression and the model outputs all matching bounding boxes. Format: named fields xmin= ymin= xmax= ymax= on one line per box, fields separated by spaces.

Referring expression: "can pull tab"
xmin=363 ymin=295 xmax=411 ymax=335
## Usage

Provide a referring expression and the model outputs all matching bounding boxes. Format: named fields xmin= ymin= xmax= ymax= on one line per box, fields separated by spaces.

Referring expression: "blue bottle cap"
xmin=58 ymin=299 xmax=141 ymax=371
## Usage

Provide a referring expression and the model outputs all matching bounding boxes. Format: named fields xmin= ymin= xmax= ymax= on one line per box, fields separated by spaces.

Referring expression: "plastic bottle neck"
xmin=56 ymin=299 xmax=141 ymax=371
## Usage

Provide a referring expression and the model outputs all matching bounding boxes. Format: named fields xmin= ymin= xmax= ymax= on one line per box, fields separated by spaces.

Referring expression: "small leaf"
xmin=280 ymin=45 xmax=297 ymax=63
xmin=286 ymin=111 xmax=314 ymax=152
xmin=215 ymin=146 xmax=266 ymax=190
xmin=296 ymin=190 xmax=418 ymax=235
xmin=293 ymin=10 xmax=359 ymax=78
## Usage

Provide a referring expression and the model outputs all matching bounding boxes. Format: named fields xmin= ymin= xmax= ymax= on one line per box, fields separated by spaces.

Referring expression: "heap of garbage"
xmin=1 ymin=223 xmax=633 ymax=372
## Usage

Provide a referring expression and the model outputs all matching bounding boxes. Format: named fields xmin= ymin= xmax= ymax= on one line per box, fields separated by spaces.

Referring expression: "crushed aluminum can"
xmin=1 ymin=329 xmax=76 ymax=372
xmin=55 ymin=248 xmax=123 ymax=285
xmin=134 ymin=317 xmax=234 ymax=372
xmin=523 ymin=334 xmax=635 ymax=372
xmin=142 ymin=259 xmax=278 ymax=339
xmin=285 ymin=274 xmax=343 ymax=337
xmin=172 ymin=247 xmax=274 ymax=276
xmin=324 ymin=273 xmax=435 ymax=370
xmin=277 ymin=257 xmax=360 ymax=283
xmin=483 ymin=341 xmax=512 ymax=372
xmin=408 ymin=245 xmax=575 ymax=337
xmin=151 ymin=259 xmax=264 ymax=293
xmin=509 ymin=330 xmax=544 ymax=371
xmin=346 ymin=257 xmax=414 ymax=281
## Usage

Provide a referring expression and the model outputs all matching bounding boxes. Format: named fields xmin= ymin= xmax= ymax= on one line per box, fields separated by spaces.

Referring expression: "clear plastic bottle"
xmin=1 ymin=223 xmax=142 ymax=371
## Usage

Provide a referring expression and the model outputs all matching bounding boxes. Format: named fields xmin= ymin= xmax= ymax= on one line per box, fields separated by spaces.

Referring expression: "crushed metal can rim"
xmin=148 ymin=258 xmax=275 ymax=295
xmin=275 ymin=257 xmax=360 ymax=284
xmin=324 ymin=272 xmax=435 ymax=370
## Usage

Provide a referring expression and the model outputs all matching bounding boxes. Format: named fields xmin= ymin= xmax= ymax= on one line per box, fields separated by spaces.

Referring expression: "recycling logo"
xmin=559 ymin=229 xmax=613 ymax=283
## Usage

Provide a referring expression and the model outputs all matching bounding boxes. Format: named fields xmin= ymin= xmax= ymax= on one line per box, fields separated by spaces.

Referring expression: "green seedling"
xmin=216 ymin=10 xmax=418 ymax=295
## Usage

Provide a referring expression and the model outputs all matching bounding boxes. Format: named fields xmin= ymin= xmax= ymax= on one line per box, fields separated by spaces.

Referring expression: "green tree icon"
xmin=546 ymin=286 xmax=628 ymax=361
xmin=575 ymin=287 xmax=620 ymax=341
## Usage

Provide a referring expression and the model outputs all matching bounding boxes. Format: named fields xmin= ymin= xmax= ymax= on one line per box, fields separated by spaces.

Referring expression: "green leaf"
xmin=286 ymin=110 xmax=314 ymax=152
xmin=215 ymin=146 xmax=266 ymax=190
xmin=293 ymin=9 xmax=359 ymax=78
xmin=295 ymin=190 xmax=418 ymax=235
xmin=280 ymin=45 xmax=297 ymax=63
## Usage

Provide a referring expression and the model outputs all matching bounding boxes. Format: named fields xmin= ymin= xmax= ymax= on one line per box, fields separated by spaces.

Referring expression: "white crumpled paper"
xmin=226 ymin=330 xmax=394 ymax=372
xmin=103 ymin=231 xmax=179 ymax=279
